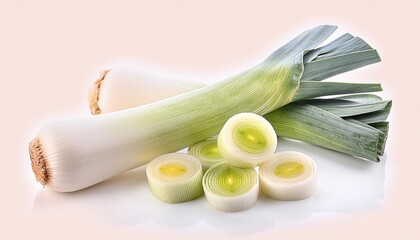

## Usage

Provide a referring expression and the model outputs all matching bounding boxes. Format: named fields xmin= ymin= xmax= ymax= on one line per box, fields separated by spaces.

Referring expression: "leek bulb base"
xmin=29 ymin=138 xmax=49 ymax=186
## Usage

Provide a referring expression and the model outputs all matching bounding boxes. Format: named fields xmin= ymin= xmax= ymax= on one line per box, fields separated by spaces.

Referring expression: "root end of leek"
xmin=88 ymin=69 xmax=109 ymax=115
xmin=29 ymin=138 xmax=49 ymax=186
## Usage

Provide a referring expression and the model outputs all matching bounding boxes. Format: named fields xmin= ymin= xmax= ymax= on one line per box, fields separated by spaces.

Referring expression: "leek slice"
xmin=202 ymin=162 xmax=259 ymax=212
xmin=217 ymin=113 xmax=277 ymax=168
xmin=259 ymin=151 xmax=317 ymax=200
xmin=187 ymin=137 xmax=223 ymax=172
xmin=146 ymin=153 xmax=203 ymax=203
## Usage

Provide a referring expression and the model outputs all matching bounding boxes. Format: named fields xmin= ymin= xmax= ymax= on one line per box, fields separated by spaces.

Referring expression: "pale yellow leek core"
xmin=159 ymin=162 xmax=187 ymax=177
xmin=235 ymin=126 xmax=268 ymax=153
xmin=274 ymin=161 xmax=305 ymax=179
xmin=204 ymin=144 xmax=221 ymax=159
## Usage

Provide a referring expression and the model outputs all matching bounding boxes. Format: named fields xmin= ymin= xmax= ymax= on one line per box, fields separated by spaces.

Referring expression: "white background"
xmin=1 ymin=0 xmax=418 ymax=239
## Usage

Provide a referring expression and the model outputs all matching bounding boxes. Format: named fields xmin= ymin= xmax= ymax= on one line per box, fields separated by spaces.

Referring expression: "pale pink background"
xmin=1 ymin=0 xmax=419 ymax=239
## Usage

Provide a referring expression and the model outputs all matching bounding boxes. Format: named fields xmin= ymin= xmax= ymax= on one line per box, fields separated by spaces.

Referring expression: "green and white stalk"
xmin=187 ymin=137 xmax=223 ymax=172
xmin=259 ymin=151 xmax=317 ymax=200
xmin=202 ymin=162 xmax=259 ymax=212
xmin=146 ymin=153 xmax=203 ymax=203
xmin=30 ymin=25 xmax=382 ymax=192
xmin=89 ymin=66 xmax=390 ymax=162
xmin=89 ymin=36 xmax=382 ymax=114
xmin=217 ymin=113 xmax=277 ymax=168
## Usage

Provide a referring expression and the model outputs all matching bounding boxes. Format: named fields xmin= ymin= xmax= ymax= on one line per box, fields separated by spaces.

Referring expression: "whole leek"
xmin=89 ymin=71 xmax=389 ymax=162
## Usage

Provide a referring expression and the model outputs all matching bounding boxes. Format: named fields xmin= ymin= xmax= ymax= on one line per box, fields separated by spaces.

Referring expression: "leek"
xmin=259 ymin=151 xmax=317 ymax=200
xmin=187 ymin=137 xmax=223 ymax=172
xmin=30 ymin=25 xmax=384 ymax=192
xmin=89 ymin=67 xmax=390 ymax=161
xmin=217 ymin=113 xmax=277 ymax=168
xmin=146 ymin=153 xmax=203 ymax=203
xmin=202 ymin=162 xmax=259 ymax=212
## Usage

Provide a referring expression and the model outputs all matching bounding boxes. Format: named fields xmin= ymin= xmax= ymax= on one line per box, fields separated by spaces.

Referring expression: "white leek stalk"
xmin=30 ymin=25 xmax=382 ymax=192
xmin=217 ymin=113 xmax=277 ymax=168
xmin=187 ymin=137 xmax=223 ymax=172
xmin=259 ymin=151 xmax=317 ymax=200
xmin=146 ymin=153 xmax=203 ymax=203
xmin=202 ymin=162 xmax=258 ymax=212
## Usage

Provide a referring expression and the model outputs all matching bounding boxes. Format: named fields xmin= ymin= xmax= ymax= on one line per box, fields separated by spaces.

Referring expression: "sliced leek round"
xmin=259 ymin=151 xmax=317 ymax=200
xmin=217 ymin=112 xmax=277 ymax=168
xmin=202 ymin=162 xmax=259 ymax=212
xmin=187 ymin=137 xmax=223 ymax=172
xmin=146 ymin=153 xmax=204 ymax=203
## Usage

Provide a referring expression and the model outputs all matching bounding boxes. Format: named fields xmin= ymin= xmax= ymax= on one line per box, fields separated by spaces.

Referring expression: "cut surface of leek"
xmin=259 ymin=151 xmax=317 ymax=200
xmin=146 ymin=153 xmax=203 ymax=203
xmin=187 ymin=137 xmax=223 ymax=172
xmin=217 ymin=113 xmax=277 ymax=168
xmin=202 ymin=162 xmax=258 ymax=212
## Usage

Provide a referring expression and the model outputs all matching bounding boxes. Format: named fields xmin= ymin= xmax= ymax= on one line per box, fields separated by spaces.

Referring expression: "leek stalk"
xmin=89 ymin=69 xmax=389 ymax=162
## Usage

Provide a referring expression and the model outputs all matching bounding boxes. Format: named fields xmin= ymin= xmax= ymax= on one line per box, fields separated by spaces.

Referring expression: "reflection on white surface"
xmin=33 ymin=137 xmax=386 ymax=235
